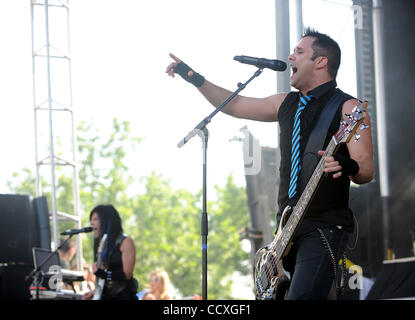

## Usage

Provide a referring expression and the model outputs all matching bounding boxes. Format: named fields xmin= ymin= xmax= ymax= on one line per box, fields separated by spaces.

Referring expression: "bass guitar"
xmin=93 ymin=233 xmax=108 ymax=300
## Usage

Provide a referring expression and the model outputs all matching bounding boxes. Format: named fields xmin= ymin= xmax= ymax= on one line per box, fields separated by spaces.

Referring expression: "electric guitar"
xmin=254 ymin=100 xmax=368 ymax=300
xmin=93 ymin=233 xmax=108 ymax=300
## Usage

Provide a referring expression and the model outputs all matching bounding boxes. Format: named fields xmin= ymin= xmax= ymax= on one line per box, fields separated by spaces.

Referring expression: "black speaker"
xmin=366 ymin=258 xmax=415 ymax=299
xmin=0 ymin=265 xmax=32 ymax=300
xmin=32 ymin=196 xmax=51 ymax=251
xmin=0 ymin=194 xmax=38 ymax=265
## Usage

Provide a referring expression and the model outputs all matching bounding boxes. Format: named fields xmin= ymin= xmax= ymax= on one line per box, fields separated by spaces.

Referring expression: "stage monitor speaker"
xmin=0 ymin=265 xmax=32 ymax=300
xmin=32 ymin=196 xmax=51 ymax=251
xmin=366 ymin=257 xmax=415 ymax=299
xmin=0 ymin=194 xmax=38 ymax=265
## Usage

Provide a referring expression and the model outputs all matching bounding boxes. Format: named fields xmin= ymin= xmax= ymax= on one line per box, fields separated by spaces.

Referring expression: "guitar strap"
xmin=299 ymin=88 xmax=350 ymax=193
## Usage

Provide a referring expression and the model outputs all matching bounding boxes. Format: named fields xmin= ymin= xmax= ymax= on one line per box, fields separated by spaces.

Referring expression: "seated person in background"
xmin=58 ymin=238 xmax=95 ymax=293
xmin=141 ymin=270 xmax=172 ymax=300
xmin=58 ymin=238 xmax=76 ymax=270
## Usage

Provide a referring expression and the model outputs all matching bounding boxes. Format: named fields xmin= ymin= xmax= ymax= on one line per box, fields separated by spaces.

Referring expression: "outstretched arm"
xmin=166 ymin=53 xmax=287 ymax=122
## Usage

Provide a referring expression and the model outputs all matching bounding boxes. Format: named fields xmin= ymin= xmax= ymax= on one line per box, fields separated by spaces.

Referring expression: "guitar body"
xmin=254 ymin=206 xmax=292 ymax=300
xmin=93 ymin=234 xmax=108 ymax=300
xmin=254 ymin=246 xmax=290 ymax=300
xmin=254 ymin=101 xmax=368 ymax=300
xmin=93 ymin=278 xmax=106 ymax=300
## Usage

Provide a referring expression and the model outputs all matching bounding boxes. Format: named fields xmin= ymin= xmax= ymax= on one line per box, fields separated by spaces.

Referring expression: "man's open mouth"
xmin=291 ymin=65 xmax=298 ymax=74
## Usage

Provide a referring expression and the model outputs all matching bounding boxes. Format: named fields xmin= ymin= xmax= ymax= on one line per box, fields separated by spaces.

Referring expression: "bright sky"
xmin=0 ymin=0 xmax=356 ymax=197
xmin=0 ymin=0 xmax=356 ymax=299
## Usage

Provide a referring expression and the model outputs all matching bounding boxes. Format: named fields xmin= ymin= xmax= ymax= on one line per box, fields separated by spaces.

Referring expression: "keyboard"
xmin=30 ymin=288 xmax=83 ymax=300
xmin=44 ymin=268 xmax=85 ymax=282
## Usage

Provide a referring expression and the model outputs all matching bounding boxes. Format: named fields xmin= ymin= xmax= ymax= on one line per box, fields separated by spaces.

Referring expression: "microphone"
xmin=234 ymin=55 xmax=287 ymax=71
xmin=60 ymin=227 xmax=93 ymax=236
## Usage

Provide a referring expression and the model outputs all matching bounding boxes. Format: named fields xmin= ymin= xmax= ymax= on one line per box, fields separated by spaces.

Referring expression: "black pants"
xmin=102 ymin=278 xmax=138 ymax=300
xmin=283 ymin=227 xmax=348 ymax=300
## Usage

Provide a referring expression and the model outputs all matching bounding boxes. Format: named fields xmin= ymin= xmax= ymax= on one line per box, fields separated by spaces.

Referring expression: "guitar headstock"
xmin=333 ymin=100 xmax=368 ymax=145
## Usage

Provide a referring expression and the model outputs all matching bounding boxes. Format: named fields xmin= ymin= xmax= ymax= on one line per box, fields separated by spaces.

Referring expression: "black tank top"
xmin=106 ymin=235 xmax=125 ymax=273
xmin=102 ymin=234 xmax=138 ymax=300
xmin=277 ymin=80 xmax=355 ymax=237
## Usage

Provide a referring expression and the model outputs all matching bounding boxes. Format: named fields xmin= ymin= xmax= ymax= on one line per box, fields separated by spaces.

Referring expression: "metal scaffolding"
xmin=30 ymin=0 xmax=83 ymax=272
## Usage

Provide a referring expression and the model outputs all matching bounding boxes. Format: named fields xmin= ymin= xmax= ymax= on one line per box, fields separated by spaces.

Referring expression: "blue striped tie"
xmin=288 ymin=94 xmax=312 ymax=199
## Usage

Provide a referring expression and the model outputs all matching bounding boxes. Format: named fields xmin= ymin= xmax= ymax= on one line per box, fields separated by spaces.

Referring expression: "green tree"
xmin=131 ymin=172 xmax=202 ymax=297
xmin=207 ymin=175 xmax=251 ymax=299
xmin=7 ymin=118 xmax=252 ymax=299
xmin=131 ymin=173 xmax=251 ymax=299
xmin=76 ymin=118 xmax=141 ymax=262
xmin=7 ymin=168 xmax=36 ymax=196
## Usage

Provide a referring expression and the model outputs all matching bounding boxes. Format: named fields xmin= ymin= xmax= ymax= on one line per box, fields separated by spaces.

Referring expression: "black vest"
xmin=277 ymin=81 xmax=355 ymax=236
xmin=102 ymin=234 xmax=138 ymax=300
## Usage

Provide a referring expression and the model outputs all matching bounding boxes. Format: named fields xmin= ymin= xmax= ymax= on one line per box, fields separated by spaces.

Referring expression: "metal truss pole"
xmin=30 ymin=0 xmax=83 ymax=273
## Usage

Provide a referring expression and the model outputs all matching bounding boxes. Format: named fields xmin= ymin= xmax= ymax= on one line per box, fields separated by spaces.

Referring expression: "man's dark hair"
xmin=59 ymin=238 xmax=75 ymax=254
xmin=302 ymin=27 xmax=341 ymax=79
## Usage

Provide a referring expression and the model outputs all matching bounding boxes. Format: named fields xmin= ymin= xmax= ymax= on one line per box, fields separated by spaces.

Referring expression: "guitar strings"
xmin=256 ymin=153 xmax=329 ymax=296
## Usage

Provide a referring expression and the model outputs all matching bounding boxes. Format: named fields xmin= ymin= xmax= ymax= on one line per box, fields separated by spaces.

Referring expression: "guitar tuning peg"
xmin=360 ymin=124 xmax=370 ymax=130
xmin=354 ymin=133 xmax=361 ymax=142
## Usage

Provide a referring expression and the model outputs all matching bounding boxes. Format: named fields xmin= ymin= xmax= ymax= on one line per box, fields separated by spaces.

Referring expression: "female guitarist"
xmin=82 ymin=204 xmax=138 ymax=300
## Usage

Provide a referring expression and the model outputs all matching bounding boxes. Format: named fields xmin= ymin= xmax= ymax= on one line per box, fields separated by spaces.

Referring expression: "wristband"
xmin=173 ymin=61 xmax=205 ymax=87
xmin=106 ymin=269 xmax=126 ymax=281
xmin=94 ymin=268 xmax=107 ymax=279
xmin=334 ymin=153 xmax=359 ymax=176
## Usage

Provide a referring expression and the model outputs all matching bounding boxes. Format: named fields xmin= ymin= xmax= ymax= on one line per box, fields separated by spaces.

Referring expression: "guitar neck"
xmin=272 ymin=138 xmax=339 ymax=257
xmin=96 ymin=250 xmax=103 ymax=270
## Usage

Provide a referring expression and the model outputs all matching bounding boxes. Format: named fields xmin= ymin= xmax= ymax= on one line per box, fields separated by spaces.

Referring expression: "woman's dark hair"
xmin=302 ymin=27 xmax=341 ymax=79
xmin=90 ymin=204 xmax=123 ymax=263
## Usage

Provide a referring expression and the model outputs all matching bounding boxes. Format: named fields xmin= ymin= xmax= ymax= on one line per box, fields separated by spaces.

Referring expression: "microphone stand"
xmin=26 ymin=234 xmax=74 ymax=300
xmin=177 ymin=67 xmax=263 ymax=300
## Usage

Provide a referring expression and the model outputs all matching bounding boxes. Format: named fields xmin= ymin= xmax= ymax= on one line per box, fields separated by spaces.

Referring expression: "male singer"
xmin=166 ymin=28 xmax=374 ymax=299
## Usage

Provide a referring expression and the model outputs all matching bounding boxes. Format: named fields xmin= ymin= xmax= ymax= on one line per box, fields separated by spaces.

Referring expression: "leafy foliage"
xmin=7 ymin=118 xmax=252 ymax=299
